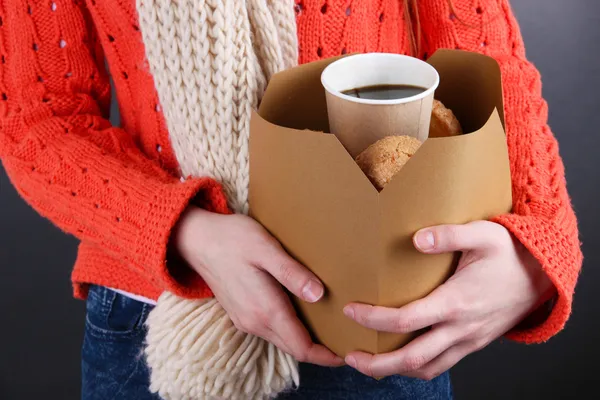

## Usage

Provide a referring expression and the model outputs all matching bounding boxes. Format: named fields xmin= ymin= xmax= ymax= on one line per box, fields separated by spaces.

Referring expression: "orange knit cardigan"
xmin=0 ymin=0 xmax=582 ymax=344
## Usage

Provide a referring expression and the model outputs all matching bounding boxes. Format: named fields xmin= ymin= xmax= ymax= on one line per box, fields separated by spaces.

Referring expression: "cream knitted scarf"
xmin=138 ymin=0 xmax=297 ymax=214
xmin=136 ymin=1 xmax=300 ymax=399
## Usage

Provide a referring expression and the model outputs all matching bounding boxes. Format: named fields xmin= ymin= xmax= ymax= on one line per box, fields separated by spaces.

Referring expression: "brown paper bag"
xmin=249 ymin=50 xmax=512 ymax=357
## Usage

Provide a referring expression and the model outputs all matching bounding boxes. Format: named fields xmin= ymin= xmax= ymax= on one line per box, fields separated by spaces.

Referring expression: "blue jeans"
xmin=82 ymin=285 xmax=452 ymax=400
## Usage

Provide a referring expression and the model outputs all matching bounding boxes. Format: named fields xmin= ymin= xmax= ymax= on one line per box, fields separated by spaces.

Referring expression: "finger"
xmin=303 ymin=343 xmax=345 ymax=367
xmin=345 ymin=324 xmax=457 ymax=378
xmin=345 ymin=288 xmax=451 ymax=333
xmin=403 ymin=341 xmax=472 ymax=381
xmin=269 ymin=298 xmax=343 ymax=367
xmin=263 ymin=329 xmax=294 ymax=357
xmin=262 ymin=248 xmax=325 ymax=304
xmin=266 ymin=329 xmax=342 ymax=368
xmin=273 ymin=320 xmax=343 ymax=367
xmin=413 ymin=221 xmax=502 ymax=254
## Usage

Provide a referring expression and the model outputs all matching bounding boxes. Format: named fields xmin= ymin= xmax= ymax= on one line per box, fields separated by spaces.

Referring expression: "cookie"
xmin=355 ymin=135 xmax=422 ymax=190
xmin=429 ymin=99 xmax=463 ymax=137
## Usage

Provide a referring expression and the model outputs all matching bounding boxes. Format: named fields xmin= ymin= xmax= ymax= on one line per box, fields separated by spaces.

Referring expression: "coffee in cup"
xmin=321 ymin=53 xmax=440 ymax=158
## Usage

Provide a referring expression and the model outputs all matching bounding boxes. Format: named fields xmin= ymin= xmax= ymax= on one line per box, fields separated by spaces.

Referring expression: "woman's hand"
xmin=174 ymin=207 xmax=343 ymax=367
xmin=343 ymin=221 xmax=555 ymax=380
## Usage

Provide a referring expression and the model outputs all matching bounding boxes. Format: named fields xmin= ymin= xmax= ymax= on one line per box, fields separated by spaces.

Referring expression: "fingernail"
xmin=415 ymin=230 xmax=435 ymax=251
xmin=343 ymin=306 xmax=355 ymax=319
xmin=302 ymin=280 xmax=324 ymax=303
xmin=345 ymin=355 xmax=357 ymax=368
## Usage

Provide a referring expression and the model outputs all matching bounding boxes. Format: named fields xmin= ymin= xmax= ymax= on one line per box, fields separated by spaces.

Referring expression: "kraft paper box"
xmin=249 ymin=50 xmax=513 ymax=357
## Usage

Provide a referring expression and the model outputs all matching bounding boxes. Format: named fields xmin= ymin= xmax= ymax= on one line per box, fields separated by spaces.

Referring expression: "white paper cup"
xmin=321 ymin=53 xmax=440 ymax=158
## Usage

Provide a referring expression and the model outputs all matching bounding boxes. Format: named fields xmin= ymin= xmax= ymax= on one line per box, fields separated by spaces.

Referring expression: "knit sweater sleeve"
xmin=0 ymin=1 xmax=228 ymax=298
xmin=417 ymin=0 xmax=582 ymax=343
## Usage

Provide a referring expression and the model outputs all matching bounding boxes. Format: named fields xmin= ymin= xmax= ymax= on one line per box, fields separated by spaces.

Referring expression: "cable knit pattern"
xmin=0 ymin=0 xmax=581 ymax=347
xmin=136 ymin=0 xmax=296 ymax=214
xmin=135 ymin=3 xmax=300 ymax=398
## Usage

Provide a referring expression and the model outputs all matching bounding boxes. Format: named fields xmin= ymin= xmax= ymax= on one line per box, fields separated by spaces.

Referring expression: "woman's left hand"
xmin=343 ymin=221 xmax=555 ymax=380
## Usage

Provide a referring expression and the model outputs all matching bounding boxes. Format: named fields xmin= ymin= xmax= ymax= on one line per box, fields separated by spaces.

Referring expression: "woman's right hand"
xmin=174 ymin=206 xmax=343 ymax=367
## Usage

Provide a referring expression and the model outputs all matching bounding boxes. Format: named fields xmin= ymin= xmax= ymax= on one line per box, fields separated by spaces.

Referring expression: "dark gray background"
xmin=1 ymin=1 xmax=598 ymax=399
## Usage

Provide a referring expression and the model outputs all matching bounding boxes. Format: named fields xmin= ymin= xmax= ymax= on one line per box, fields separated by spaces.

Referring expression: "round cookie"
xmin=429 ymin=99 xmax=463 ymax=137
xmin=355 ymin=135 xmax=422 ymax=190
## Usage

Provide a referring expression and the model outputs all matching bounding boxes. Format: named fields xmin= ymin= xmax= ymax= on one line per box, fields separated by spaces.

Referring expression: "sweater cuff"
xmin=492 ymin=214 xmax=582 ymax=343
xmin=133 ymin=176 xmax=230 ymax=299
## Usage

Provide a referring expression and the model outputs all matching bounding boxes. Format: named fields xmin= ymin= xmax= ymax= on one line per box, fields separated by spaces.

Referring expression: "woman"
xmin=0 ymin=0 xmax=581 ymax=399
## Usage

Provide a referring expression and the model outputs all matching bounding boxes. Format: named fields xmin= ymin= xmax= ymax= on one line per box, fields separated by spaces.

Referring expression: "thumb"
xmin=413 ymin=221 xmax=499 ymax=254
xmin=263 ymin=250 xmax=325 ymax=304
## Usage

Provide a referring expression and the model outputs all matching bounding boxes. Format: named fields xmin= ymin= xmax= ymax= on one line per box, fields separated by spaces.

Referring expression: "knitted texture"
xmin=0 ymin=0 xmax=581 ymax=348
xmin=135 ymin=2 xmax=301 ymax=398
xmin=413 ymin=0 xmax=583 ymax=344
xmin=0 ymin=0 xmax=230 ymax=301
xmin=135 ymin=0 xmax=297 ymax=214
xmin=145 ymin=293 xmax=299 ymax=400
